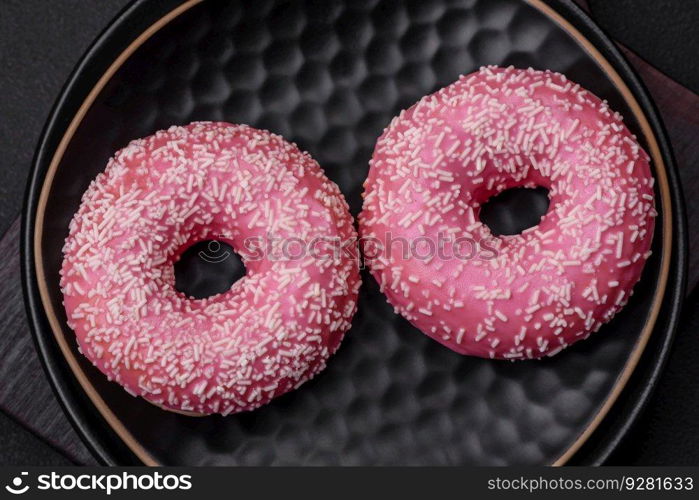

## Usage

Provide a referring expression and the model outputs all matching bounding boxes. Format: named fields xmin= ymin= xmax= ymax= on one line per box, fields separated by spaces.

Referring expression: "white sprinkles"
xmin=359 ymin=66 xmax=656 ymax=360
xmin=61 ymin=122 xmax=361 ymax=415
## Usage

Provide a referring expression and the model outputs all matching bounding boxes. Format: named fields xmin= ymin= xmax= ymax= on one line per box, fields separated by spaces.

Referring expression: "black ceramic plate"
xmin=22 ymin=0 xmax=686 ymax=465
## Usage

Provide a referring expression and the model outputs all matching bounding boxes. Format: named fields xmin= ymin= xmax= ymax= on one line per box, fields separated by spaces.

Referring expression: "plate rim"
xmin=20 ymin=0 xmax=686 ymax=466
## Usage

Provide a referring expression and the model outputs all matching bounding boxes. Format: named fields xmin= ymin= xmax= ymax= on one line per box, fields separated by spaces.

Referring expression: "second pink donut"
xmin=359 ymin=66 xmax=656 ymax=360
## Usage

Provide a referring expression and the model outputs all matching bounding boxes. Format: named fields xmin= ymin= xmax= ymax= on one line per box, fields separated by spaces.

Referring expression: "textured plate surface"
xmin=24 ymin=0 xmax=682 ymax=465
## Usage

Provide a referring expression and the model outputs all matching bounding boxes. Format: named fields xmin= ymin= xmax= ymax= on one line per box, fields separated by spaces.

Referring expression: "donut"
xmin=61 ymin=122 xmax=361 ymax=414
xmin=359 ymin=66 xmax=656 ymax=360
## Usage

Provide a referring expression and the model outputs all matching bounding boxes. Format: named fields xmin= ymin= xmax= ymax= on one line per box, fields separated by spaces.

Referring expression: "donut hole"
xmin=174 ymin=240 xmax=246 ymax=299
xmin=479 ymin=186 xmax=550 ymax=236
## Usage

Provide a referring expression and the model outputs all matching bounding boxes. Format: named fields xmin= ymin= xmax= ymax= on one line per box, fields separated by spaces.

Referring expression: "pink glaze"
xmin=61 ymin=122 xmax=361 ymax=414
xmin=359 ymin=67 xmax=656 ymax=360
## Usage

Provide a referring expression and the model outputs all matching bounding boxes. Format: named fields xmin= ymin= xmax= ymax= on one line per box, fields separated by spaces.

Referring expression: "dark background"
xmin=0 ymin=0 xmax=697 ymax=465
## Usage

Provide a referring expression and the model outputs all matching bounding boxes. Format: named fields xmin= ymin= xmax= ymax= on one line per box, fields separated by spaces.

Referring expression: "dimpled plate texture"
xmin=37 ymin=0 xmax=665 ymax=465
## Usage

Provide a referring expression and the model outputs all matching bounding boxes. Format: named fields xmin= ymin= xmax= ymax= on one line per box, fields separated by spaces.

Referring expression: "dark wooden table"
xmin=1 ymin=0 xmax=697 ymax=465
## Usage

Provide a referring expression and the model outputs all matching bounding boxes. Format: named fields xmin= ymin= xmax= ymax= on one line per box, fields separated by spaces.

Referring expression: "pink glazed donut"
xmin=61 ymin=122 xmax=361 ymax=415
xmin=359 ymin=66 xmax=656 ymax=360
